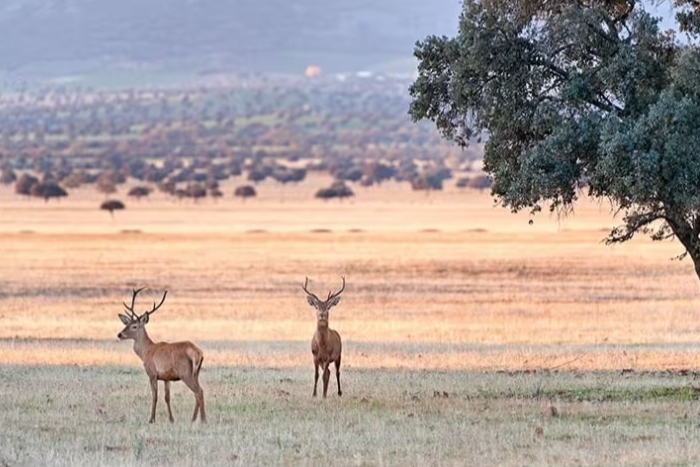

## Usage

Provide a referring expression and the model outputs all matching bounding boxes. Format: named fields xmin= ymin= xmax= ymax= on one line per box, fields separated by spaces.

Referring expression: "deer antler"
xmin=301 ymin=277 xmax=321 ymax=302
xmin=122 ymin=287 xmax=167 ymax=321
xmin=142 ymin=291 xmax=168 ymax=319
xmin=123 ymin=286 xmax=146 ymax=320
xmin=327 ymin=276 xmax=345 ymax=301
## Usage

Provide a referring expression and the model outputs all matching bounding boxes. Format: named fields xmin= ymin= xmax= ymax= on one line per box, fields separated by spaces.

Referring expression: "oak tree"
xmin=410 ymin=0 xmax=700 ymax=282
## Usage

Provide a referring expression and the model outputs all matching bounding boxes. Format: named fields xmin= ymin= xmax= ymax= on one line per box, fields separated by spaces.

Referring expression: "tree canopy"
xmin=409 ymin=0 xmax=700 ymax=282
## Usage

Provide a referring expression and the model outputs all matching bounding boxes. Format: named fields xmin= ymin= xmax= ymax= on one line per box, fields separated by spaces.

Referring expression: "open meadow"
xmin=2 ymin=177 xmax=700 ymax=466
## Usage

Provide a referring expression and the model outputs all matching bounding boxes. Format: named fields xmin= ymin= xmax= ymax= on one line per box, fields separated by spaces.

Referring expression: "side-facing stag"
xmin=117 ymin=287 xmax=206 ymax=423
xmin=302 ymin=276 xmax=345 ymax=398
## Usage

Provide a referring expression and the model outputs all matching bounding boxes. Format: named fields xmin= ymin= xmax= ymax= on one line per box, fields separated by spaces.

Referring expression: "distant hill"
xmin=0 ymin=0 xmax=462 ymax=79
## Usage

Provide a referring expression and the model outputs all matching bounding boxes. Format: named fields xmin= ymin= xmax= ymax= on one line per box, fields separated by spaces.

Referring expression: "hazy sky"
xmin=648 ymin=1 xmax=677 ymax=29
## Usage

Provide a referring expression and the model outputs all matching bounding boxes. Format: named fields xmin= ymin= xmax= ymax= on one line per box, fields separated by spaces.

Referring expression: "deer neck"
xmin=132 ymin=328 xmax=155 ymax=361
xmin=316 ymin=321 xmax=331 ymax=342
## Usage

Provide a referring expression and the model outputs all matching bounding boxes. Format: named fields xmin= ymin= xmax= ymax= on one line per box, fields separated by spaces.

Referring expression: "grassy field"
xmin=3 ymin=365 xmax=700 ymax=467
xmin=1 ymin=177 xmax=700 ymax=465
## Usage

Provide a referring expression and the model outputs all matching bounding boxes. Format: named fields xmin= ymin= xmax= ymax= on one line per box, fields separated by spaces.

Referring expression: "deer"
xmin=117 ymin=287 xmax=206 ymax=423
xmin=302 ymin=276 xmax=345 ymax=398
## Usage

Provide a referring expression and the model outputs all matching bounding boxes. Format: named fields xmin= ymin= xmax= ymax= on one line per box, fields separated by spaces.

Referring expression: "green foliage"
xmin=409 ymin=0 xmax=700 ymax=281
xmin=673 ymin=0 xmax=700 ymax=34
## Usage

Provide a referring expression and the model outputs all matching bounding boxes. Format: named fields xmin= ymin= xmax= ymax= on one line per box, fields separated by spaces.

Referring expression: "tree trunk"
xmin=666 ymin=214 xmax=700 ymax=285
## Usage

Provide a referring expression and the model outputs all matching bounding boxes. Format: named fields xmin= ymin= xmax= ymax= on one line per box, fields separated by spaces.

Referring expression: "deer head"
xmin=302 ymin=276 xmax=345 ymax=327
xmin=117 ymin=287 xmax=168 ymax=340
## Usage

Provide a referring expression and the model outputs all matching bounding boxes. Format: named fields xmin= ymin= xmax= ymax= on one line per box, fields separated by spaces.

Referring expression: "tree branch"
xmin=605 ymin=209 xmax=664 ymax=244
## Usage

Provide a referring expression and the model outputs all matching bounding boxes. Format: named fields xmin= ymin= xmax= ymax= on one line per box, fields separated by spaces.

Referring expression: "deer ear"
xmin=118 ymin=314 xmax=131 ymax=325
xmin=328 ymin=296 xmax=341 ymax=309
xmin=306 ymin=296 xmax=318 ymax=308
xmin=139 ymin=314 xmax=149 ymax=324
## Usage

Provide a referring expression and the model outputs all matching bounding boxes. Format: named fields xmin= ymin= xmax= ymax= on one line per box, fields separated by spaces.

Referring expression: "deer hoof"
xmin=148 ymin=418 xmax=155 ymax=424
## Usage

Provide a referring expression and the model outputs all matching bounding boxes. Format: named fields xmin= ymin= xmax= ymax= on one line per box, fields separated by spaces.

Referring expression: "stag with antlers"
xmin=302 ymin=276 xmax=345 ymax=398
xmin=117 ymin=287 xmax=206 ymax=423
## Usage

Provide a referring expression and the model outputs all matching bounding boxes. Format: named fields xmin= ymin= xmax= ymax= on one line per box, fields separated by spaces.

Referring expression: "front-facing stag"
xmin=117 ymin=287 xmax=206 ymax=423
xmin=302 ymin=276 xmax=345 ymax=398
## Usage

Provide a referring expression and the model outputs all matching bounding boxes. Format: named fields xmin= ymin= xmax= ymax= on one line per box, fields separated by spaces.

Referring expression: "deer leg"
xmin=193 ymin=355 xmax=206 ymax=422
xmin=196 ymin=379 xmax=206 ymax=423
xmin=148 ymin=377 xmax=158 ymax=423
xmin=335 ymin=357 xmax=342 ymax=396
xmin=322 ymin=362 xmax=331 ymax=398
xmin=164 ymin=381 xmax=174 ymax=423
xmin=312 ymin=362 xmax=320 ymax=397
xmin=198 ymin=388 xmax=206 ymax=423
xmin=183 ymin=377 xmax=206 ymax=423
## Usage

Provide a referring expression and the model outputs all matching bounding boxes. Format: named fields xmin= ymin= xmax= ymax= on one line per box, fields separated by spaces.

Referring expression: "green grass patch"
xmin=1 ymin=366 xmax=700 ymax=466
xmin=541 ymin=385 xmax=700 ymax=403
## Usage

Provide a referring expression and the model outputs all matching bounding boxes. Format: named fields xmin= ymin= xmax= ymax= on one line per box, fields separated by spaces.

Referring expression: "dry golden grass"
xmin=0 ymin=176 xmax=699 ymax=371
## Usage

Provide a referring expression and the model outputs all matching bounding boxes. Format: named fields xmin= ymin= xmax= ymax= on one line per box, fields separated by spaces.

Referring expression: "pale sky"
xmin=648 ymin=1 xmax=680 ymax=31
